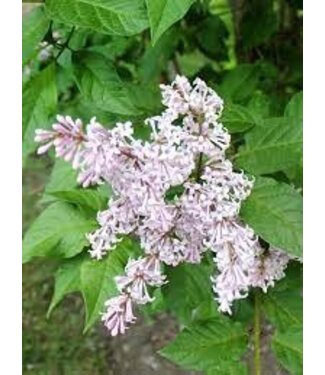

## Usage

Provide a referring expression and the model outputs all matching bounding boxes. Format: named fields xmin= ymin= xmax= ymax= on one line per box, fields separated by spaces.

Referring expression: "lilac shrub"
xmin=35 ymin=76 xmax=291 ymax=336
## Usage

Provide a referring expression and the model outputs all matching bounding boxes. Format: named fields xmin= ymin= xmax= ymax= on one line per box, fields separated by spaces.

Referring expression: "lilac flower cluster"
xmin=35 ymin=76 xmax=291 ymax=335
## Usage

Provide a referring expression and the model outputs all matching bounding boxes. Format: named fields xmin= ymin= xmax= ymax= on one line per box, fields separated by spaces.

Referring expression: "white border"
xmin=0 ymin=0 xmax=321 ymax=374
xmin=0 ymin=0 xmax=22 ymax=373
xmin=304 ymin=0 xmax=325 ymax=373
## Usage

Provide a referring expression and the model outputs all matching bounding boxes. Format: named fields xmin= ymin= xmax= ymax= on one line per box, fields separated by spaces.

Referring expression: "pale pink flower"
xmin=87 ymin=197 xmax=138 ymax=260
xmin=249 ymin=247 xmax=291 ymax=292
xmin=102 ymin=294 xmax=136 ymax=336
xmin=35 ymin=76 xmax=293 ymax=335
xmin=35 ymin=115 xmax=85 ymax=167
xmin=115 ymin=256 xmax=166 ymax=304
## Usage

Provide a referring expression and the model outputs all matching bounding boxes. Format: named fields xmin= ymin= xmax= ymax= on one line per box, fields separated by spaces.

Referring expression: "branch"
xmin=253 ymin=291 xmax=261 ymax=375
xmin=195 ymin=152 xmax=203 ymax=182
xmin=55 ymin=27 xmax=75 ymax=61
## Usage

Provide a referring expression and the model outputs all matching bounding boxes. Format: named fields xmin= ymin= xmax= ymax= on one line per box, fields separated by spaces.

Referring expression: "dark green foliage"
xmin=196 ymin=15 xmax=229 ymax=61
xmin=160 ymin=316 xmax=248 ymax=372
xmin=22 ymin=202 xmax=96 ymax=263
xmin=261 ymin=262 xmax=303 ymax=331
xmin=235 ymin=116 xmax=302 ymax=174
xmin=220 ymin=103 xmax=259 ymax=133
xmin=272 ymin=327 xmax=303 ymax=375
xmin=72 ymin=51 xmax=142 ymax=115
xmin=218 ymin=64 xmax=262 ymax=102
xmin=47 ymin=254 xmax=85 ymax=316
xmin=162 ymin=261 xmax=215 ymax=324
xmin=139 ymin=28 xmax=180 ymax=83
xmin=240 ymin=177 xmax=302 ymax=257
xmin=23 ymin=64 xmax=57 ymax=160
xmin=262 ymin=262 xmax=303 ymax=374
xmin=239 ymin=0 xmax=277 ymax=50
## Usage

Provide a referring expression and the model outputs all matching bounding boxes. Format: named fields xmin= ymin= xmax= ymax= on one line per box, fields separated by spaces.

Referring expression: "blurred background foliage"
xmin=23 ymin=0 xmax=302 ymax=373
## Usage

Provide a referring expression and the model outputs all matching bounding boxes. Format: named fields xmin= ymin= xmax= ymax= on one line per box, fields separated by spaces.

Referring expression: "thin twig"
xmin=254 ymin=291 xmax=261 ymax=375
xmin=55 ymin=26 xmax=75 ymax=61
xmin=196 ymin=152 xmax=203 ymax=182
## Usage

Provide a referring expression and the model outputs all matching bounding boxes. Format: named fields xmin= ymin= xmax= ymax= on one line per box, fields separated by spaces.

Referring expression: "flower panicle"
xmin=35 ymin=76 xmax=292 ymax=336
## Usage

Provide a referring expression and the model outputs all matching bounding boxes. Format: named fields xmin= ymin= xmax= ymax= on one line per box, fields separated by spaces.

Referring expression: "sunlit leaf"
xmin=45 ymin=0 xmax=149 ymax=36
xmin=145 ymin=0 xmax=195 ymax=44
xmin=23 ymin=64 xmax=57 ymax=159
xmin=235 ymin=117 xmax=302 ymax=175
xmin=73 ymin=51 xmax=141 ymax=115
xmin=23 ymin=202 xmax=96 ymax=263
xmin=240 ymin=177 xmax=302 ymax=257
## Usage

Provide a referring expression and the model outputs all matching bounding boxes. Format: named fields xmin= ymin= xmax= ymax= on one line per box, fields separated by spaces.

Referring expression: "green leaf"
xmin=139 ymin=28 xmax=180 ymax=83
xmin=23 ymin=64 xmax=57 ymax=159
xmin=247 ymin=92 xmax=271 ymax=119
xmin=73 ymin=51 xmax=140 ymax=115
xmin=87 ymin=37 xmax=133 ymax=61
xmin=127 ymin=84 xmax=162 ymax=118
xmin=272 ymin=327 xmax=303 ymax=375
xmin=42 ymin=159 xmax=78 ymax=203
xmin=206 ymin=363 xmax=248 ymax=375
xmin=47 ymin=255 xmax=84 ymax=317
xmin=80 ymin=238 xmax=140 ymax=331
xmin=261 ymin=262 xmax=303 ymax=375
xmin=191 ymin=299 xmax=218 ymax=323
xmin=59 ymin=95 xmax=126 ymax=125
xmin=162 ymin=262 xmax=214 ymax=323
xmin=284 ymin=91 xmax=303 ymax=120
xmin=48 ymin=188 xmax=108 ymax=212
xmin=159 ymin=317 xmax=248 ymax=371
xmin=239 ymin=0 xmax=277 ymax=49
xmin=145 ymin=0 xmax=195 ymax=45
xmin=218 ymin=64 xmax=261 ymax=103
xmin=139 ymin=288 xmax=166 ymax=317
xmin=196 ymin=15 xmax=229 ymax=61
xmin=221 ymin=103 xmax=258 ymax=133
xmin=240 ymin=177 xmax=302 ymax=257
xmin=284 ymin=159 xmax=303 ymax=188
xmin=45 ymin=0 xmax=149 ymax=36
xmin=235 ymin=117 xmax=302 ymax=175
xmin=23 ymin=202 xmax=96 ymax=263
xmin=261 ymin=262 xmax=302 ymax=331
xmin=23 ymin=5 xmax=50 ymax=65
xmin=177 ymin=50 xmax=207 ymax=77
xmin=231 ymin=298 xmax=254 ymax=325
xmin=282 ymin=92 xmax=303 ymax=187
